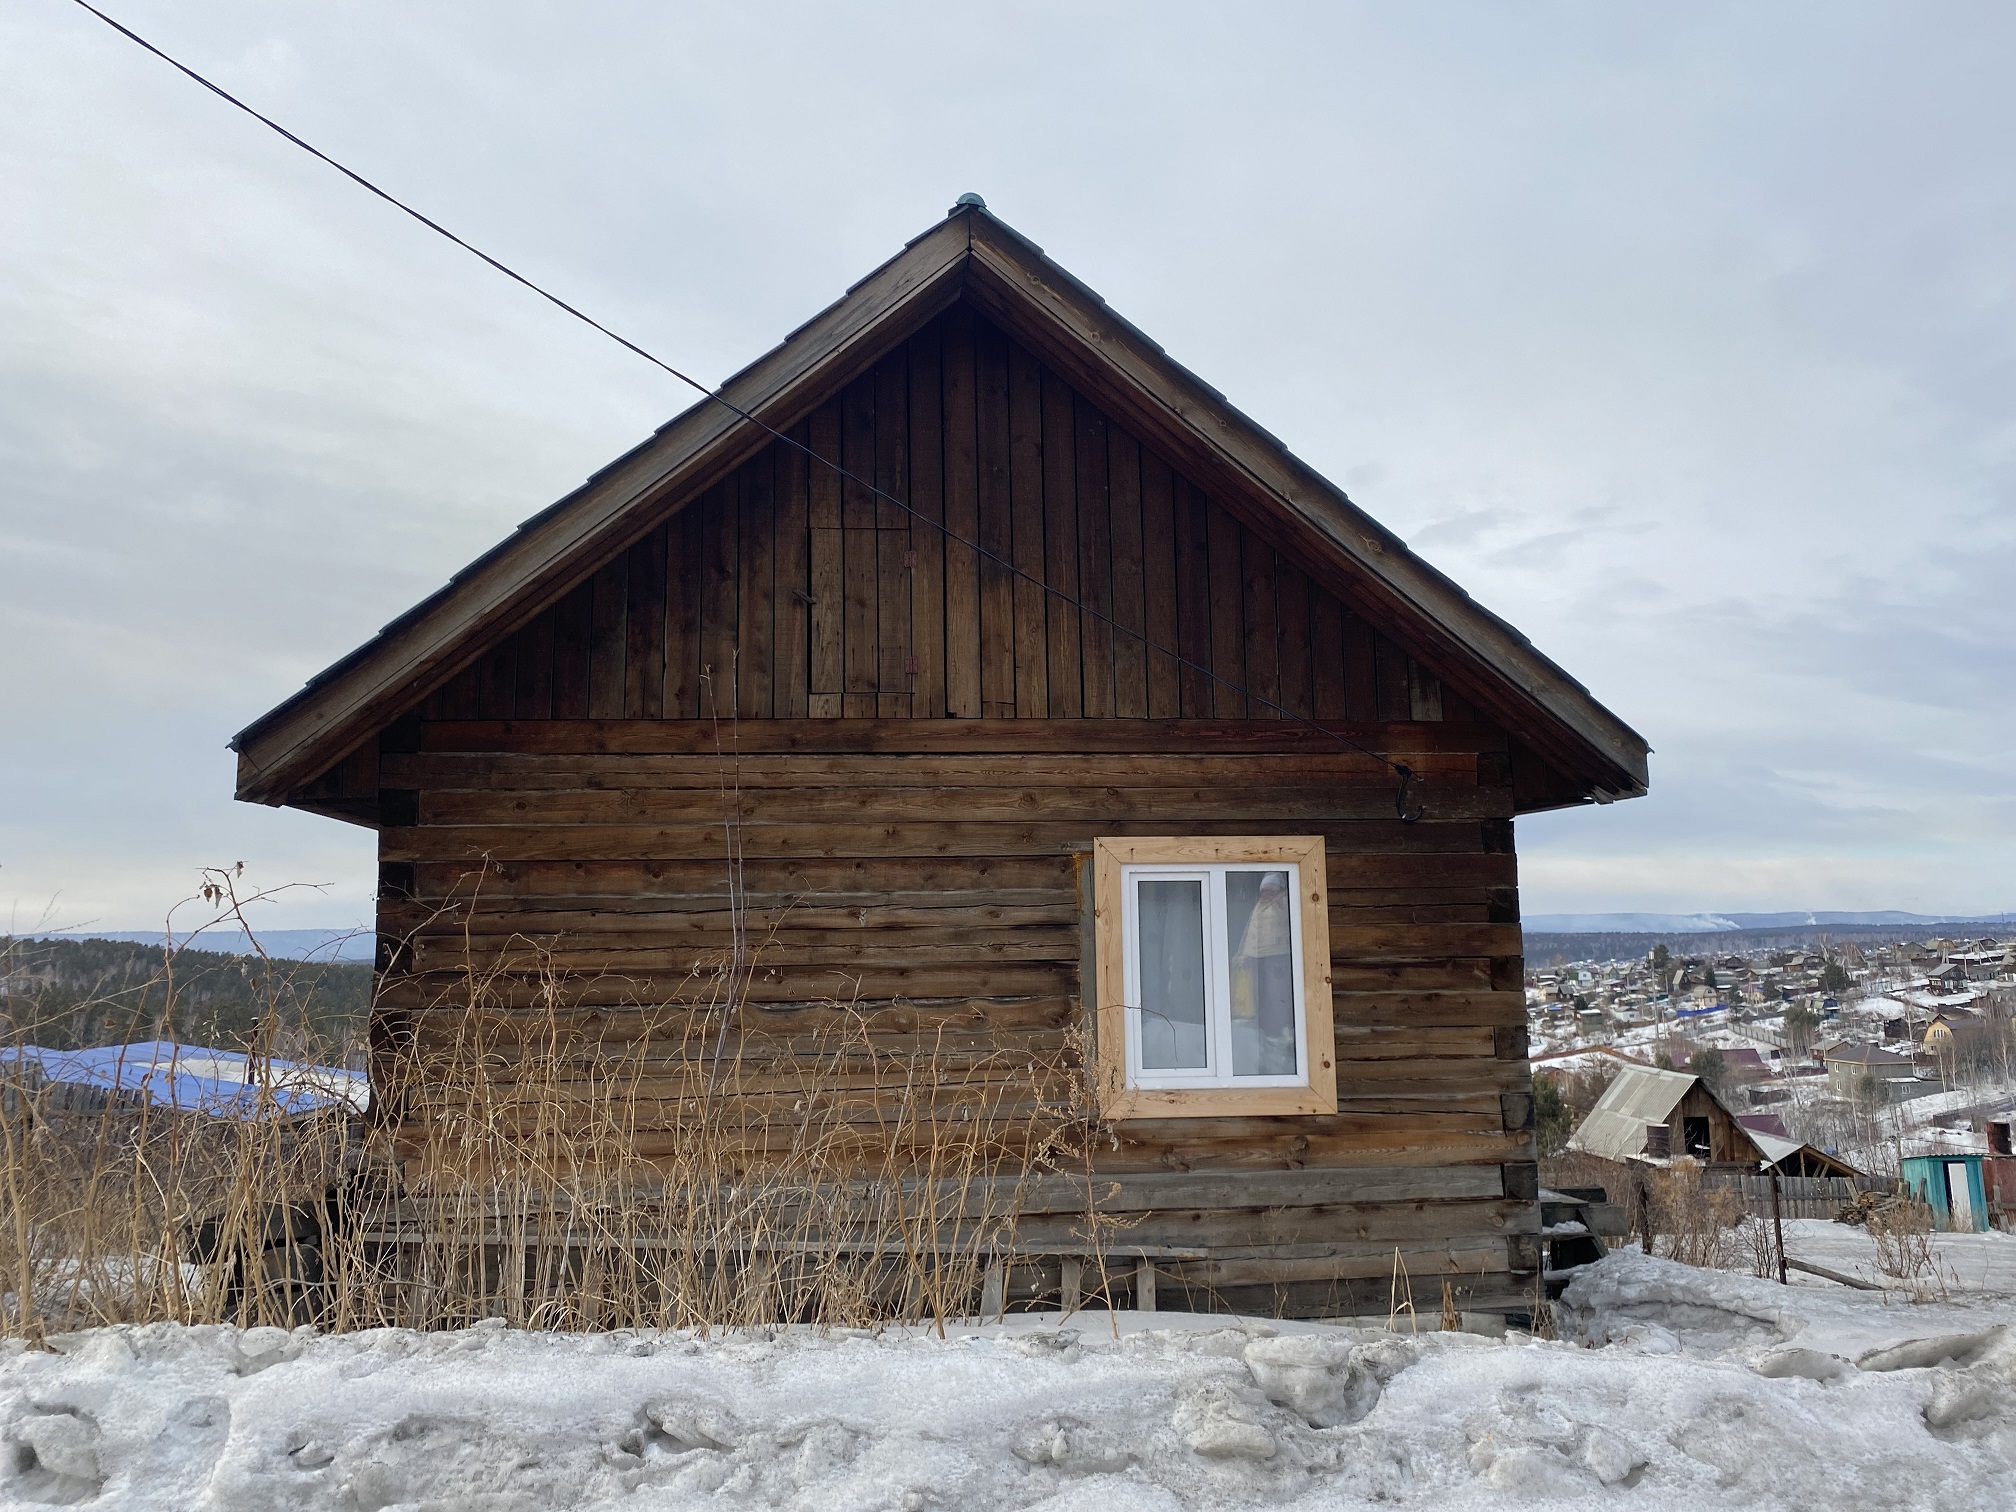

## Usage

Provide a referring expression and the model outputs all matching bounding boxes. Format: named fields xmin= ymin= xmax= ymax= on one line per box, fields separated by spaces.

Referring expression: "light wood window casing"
xmin=1091 ymin=836 xmax=1335 ymax=1119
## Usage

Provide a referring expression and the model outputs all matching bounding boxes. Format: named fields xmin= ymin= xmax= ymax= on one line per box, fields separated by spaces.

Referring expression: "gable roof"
xmin=1568 ymin=1063 xmax=1704 ymax=1162
xmin=1822 ymin=1042 xmax=1913 ymax=1066
xmin=231 ymin=199 xmax=1653 ymax=808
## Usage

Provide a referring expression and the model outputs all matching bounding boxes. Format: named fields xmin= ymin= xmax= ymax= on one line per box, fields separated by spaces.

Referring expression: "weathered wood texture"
xmin=419 ymin=308 xmax=1468 ymax=731
xmin=372 ymin=735 xmax=1535 ymax=1311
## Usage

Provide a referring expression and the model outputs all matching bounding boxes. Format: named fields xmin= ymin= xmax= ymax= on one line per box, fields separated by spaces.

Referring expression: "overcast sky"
xmin=4 ymin=1 xmax=2011 ymax=935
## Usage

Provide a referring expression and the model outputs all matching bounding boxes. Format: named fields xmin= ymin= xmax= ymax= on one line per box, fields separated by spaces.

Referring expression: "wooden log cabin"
xmin=231 ymin=197 xmax=1649 ymax=1318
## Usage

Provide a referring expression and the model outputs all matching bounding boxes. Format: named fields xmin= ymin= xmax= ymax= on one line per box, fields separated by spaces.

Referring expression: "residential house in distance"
xmin=1822 ymin=1042 xmax=1918 ymax=1100
xmin=1569 ymin=1063 xmax=1857 ymax=1177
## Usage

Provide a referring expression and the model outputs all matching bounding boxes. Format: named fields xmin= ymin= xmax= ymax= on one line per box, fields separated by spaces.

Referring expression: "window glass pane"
xmin=1136 ymin=878 xmax=1209 ymax=1070
xmin=1227 ymin=869 xmax=1298 ymax=1076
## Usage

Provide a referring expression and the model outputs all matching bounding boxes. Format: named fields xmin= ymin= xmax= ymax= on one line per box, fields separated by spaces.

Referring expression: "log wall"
xmin=371 ymin=719 xmax=1538 ymax=1316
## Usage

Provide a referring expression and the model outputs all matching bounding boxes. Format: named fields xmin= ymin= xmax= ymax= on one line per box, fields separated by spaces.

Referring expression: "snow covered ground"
xmin=1782 ymin=1216 xmax=2016 ymax=1296
xmin=3 ymin=1249 xmax=2014 ymax=1510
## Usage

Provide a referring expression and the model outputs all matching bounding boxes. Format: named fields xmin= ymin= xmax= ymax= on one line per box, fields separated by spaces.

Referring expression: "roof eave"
xmin=232 ymin=212 xmax=974 ymax=804
xmin=957 ymin=211 xmax=1648 ymax=798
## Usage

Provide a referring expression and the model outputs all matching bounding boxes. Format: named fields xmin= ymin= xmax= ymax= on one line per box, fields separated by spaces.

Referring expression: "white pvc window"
xmin=1120 ymin=862 xmax=1307 ymax=1090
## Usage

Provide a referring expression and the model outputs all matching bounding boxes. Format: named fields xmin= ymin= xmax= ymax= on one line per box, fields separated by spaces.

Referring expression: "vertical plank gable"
xmin=394 ymin=304 xmax=1485 ymax=736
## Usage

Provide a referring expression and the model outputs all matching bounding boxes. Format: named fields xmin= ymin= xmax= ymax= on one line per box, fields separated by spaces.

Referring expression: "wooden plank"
xmin=1275 ymin=557 xmax=1312 ymax=722
xmin=475 ymin=642 xmax=517 ymax=721
xmin=1241 ymin=534 xmax=1281 ymax=718
xmin=1075 ymin=396 xmax=1114 ymax=718
xmin=382 ymin=816 xmax=1489 ymax=863
xmin=586 ymin=553 xmax=627 ymax=719
xmin=1106 ymin=426 xmax=1146 ymax=718
xmin=808 ymin=399 xmax=845 ymax=709
xmin=1206 ymin=497 xmax=1246 ymax=717
xmin=381 ymin=961 xmax=1083 ymax=1004
xmin=1173 ymin=477 xmax=1213 ymax=717
xmin=384 ymin=749 xmax=1466 ymax=790
xmin=940 ymin=305 xmax=981 ymax=718
xmin=1134 ymin=1258 xmax=1156 ymax=1312
xmin=1041 ymin=366 xmax=1081 ymax=717
xmin=1139 ymin=445 xmax=1181 ymax=718
xmin=1409 ymin=659 xmax=1445 ymax=722
xmin=419 ymin=780 xmax=1510 ymax=827
xmin=773 ymin=427 xmax=811 ymax=719
xmin=1310 ymin=587 xmax=1346 ymax=723
xmin=841 ymin=374 xmax=878 ymax=712
xmin=413 ymin=718 xmax=1505 ymax=757
xmin=398 ymin=853 xmax=1513 ymax=902
xmin=664 ymin=505 xmax=703 ymax=719
xmin=549 ymin=582 xmax=592 ymax=720
xmin=1007 ymin=337 xmax=1048 ymax=717
xmin=1373 ymin=631 xmax=1410 ymax=723
xmin=906 ymin=324 xmax=946 ymax=719
xmin=1059 ymin=1165 xmax=1505 ymax=1214
xmin=737 ymin=453 xmax=776 ymax=719
xmin=1161 ymin=1245 xmax=1512 ymax=1289
xmin=1342 ymin=609 xmax=1378 ymax=722
xmin=513 ymin=609 xmax=554 ymax=720
xmin=698 ymin=482 xmax=738 ymax=717
xmin=874 ymin=353 xmax=911 ymax=713
xmin=622 ymin=526 xmax=666 ymax=719
xmin=1017 ymin=1198 xmax=1534 ymax=1252
xmin=873 ymin=350 xmax=909 ymax=531
xmin=975 ymin=317 xmax=1016 ymax=719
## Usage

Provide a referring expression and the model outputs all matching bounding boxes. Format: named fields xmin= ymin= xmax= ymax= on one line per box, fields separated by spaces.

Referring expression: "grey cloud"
xmin=3 ymin=1 xmax=2012 ymax=926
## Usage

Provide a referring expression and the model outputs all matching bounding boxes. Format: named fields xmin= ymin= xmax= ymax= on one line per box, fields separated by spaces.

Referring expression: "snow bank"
xmin=2 ymin=1254 xmax=2012 ymax=1510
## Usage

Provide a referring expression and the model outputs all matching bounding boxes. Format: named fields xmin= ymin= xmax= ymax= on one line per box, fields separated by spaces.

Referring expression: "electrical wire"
xmin=71 ymin=0 xmax=1432 ymax=819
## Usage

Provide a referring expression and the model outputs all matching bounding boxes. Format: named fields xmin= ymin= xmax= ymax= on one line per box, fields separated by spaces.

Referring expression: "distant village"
xmin=1531 ymin=933 xmax=2016 ymax=1216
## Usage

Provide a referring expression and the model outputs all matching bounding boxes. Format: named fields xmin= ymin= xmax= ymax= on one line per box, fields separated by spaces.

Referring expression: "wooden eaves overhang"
xmin=231 ymin=199 xmax=1651 ymax=815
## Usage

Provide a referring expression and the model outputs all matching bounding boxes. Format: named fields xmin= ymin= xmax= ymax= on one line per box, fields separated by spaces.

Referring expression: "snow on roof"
xmin=2 ymin=1040 xmax=366 ymax=1118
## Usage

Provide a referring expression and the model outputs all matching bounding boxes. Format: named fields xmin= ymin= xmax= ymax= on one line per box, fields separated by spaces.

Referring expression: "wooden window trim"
xmin=1091 ymin=835 xmax=1335 ymax=1120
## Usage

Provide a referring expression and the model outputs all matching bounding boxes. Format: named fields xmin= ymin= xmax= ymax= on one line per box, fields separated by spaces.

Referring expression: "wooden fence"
xmin=1705 ymin=1172 xmax=1894 ymax=1221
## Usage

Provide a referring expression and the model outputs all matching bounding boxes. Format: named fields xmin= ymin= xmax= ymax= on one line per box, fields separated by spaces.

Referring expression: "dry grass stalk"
xmin=1642 ymin=1159 xmax=1745 ymax=1270
xmin=1868 ymin=1197 xmax=1946 ymax=1294
xmin=1 ymin=865 xmax=1121 ymax=1338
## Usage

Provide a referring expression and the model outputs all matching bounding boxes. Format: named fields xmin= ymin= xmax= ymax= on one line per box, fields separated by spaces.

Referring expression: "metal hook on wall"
xmin=1393 ymin=763 xmax=1426 ymax=824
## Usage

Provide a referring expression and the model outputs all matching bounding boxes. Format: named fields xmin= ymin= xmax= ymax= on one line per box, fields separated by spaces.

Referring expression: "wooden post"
xmin=1769 ymin=1166 xmax=1788 ymax=1285
xmin=1134 ymin=1257 xmax=1157 ymax=1313
xmin=1059 ymin=1257 xmax=1082 ymax=1315
xmin=980 ymin=1260 xmax=1006 ymax=1322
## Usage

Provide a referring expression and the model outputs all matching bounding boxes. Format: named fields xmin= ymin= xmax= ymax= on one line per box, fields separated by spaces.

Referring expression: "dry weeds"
xmin=1 ymin=867 xmax=1120 ymax=1340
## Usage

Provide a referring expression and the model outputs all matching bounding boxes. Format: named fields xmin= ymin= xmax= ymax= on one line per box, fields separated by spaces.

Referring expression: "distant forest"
xmin=0 ymin=936 xmax=372 ymax=1054
xmin=1524 ymin=919 xmax=2007 ymax=966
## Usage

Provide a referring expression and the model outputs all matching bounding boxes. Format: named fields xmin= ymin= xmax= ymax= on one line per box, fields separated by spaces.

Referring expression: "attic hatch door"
xmin=1683 ymin=1117 xmax=1711 ymax=1159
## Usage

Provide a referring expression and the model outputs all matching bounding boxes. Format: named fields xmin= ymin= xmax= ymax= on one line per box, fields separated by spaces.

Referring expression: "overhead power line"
xmin=71 ymin=0 xmax=1431 ymax=819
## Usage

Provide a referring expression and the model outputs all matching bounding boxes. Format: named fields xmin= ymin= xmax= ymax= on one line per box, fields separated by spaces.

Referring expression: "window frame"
xmin=1092 ymin=836 xmax=1336 ymax=1120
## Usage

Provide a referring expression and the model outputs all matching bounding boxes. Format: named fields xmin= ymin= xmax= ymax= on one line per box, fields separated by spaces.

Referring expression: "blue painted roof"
xmin=1 ymin=1040 xmax=367 ymax=1119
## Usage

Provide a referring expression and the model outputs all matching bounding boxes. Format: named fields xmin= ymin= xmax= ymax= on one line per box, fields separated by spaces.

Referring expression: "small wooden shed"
xmin=231 ymin=198 xmax=1649 ymax=1316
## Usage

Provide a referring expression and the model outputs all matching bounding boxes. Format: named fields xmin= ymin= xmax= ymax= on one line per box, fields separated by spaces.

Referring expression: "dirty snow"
xmin=3 ymin=1252 xmax=2014 ymax=1510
